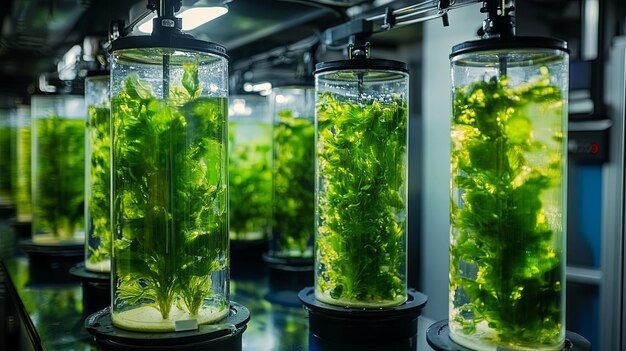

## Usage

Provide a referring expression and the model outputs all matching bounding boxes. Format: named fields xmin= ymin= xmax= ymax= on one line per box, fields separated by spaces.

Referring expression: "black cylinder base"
xmin=0 ymin=204 xmax=16 ymax=219
xmin=85 ymin=302 xmax=250 ymax=351
xmin=299 ymin=287 xmax=427 ymax=347
xmin=426 ymin=319 xmax=591 ymax=351
xmin=69 ymin=263 xmax=111 ymax=317
xmin=12 ymin=220 xmax=31 ymax=239
xmin=20 ymin=239 xmax=83 ymax=284
xmin=230 ymin=239 xmax=267 ymax=280
xmin=230 ymin=238 xmax=267 ymax=255
xmin=264 ymin=263 xmax=313 ymax=308
xmin=262 ymin=253 xmax=313 ymax=270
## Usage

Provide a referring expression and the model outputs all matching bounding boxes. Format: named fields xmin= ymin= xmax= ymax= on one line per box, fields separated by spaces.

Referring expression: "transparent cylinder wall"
xmin=270 ymin=86 xmax=315 ymax=258
xmin=314 ymin=69 xmax=409 ymax=308
xmin=85 ymin=75 xmax=111 ymax=272
xmin=12 ymin=106 xmax=31 ymax=223
xmin=31 ymin=95 xmax=86 ymax=245
xmin=229 ymin=94 xmax=272 ymax=241
xmin=110 ymin=48 xmax=229 ymax=332
xmin=0 ymin=109 xmax=14 ymax=207
xmin=449 ymin=49 xmax=568 ymax=350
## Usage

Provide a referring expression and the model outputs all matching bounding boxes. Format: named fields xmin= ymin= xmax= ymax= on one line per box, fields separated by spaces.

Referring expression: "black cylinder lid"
xmin=315 ymin=58 xmax=408 ymax=75
xmin=111 ymin=34 xmax=228 ymax=59
xmin=451 ymin=36 xmax=568 ymax=58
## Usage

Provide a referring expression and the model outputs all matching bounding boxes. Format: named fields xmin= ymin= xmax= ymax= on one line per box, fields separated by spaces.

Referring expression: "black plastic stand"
xmin=426 ymin=319 xmax=592 ymax=351
xmin=0 ymin=204 xmax=16 ymax=219
xmin=11 ymin=220 xmax=31 ymax=239
xmin=262 ymin=253 xmax=313 ymax=270
xmin=230 ymin=238 xmax=267 ymax=254
xmin=299 ymin=287 xmax=427 ymax=350
xmin=85 ymin=302 xmax=250 ymax=351
xmin=264 ymin=261 xmax=313 ymax=308
xmin=69 ymin=263 xmax=111 ymax=317
xmin=20 ymin=239 xmax=83 ymax=284
xmin=230 ymin=239 xmax=268 ymax=281
xmin=263 ymin=254 xmax=313 ymax=308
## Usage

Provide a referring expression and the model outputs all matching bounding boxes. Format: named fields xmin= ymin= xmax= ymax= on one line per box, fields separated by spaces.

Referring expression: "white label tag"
xmin=161 ymin=19 xmax=175 ymax=28
xmin=175 ymin=319 xmax=199 ymax=332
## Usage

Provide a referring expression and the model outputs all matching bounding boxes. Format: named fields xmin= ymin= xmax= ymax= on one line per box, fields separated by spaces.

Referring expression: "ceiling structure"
xmin=1 ymin=0 xmax=612 ymax=105
xmin=0 ymin=0 xmax=416 ymax=103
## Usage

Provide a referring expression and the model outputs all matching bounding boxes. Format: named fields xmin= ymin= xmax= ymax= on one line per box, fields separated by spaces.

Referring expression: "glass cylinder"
xmin=110 ymin=45 xmax=229 ymax=332
xmin=448 ymin=38 xmax=569 ymax=350
xmin=31 ymin=95 xmax=86 ymax=245
xmin=314 ymin=59 xmax=409 ymax=308
xmin=85 ymin=75 xmax=111 ymax=273
xmin=11 ymin=105 xmax=32 ymax=224
xmin=0 ymin=108 xmax=14 ymax=207
xmin=269 ymin=86 xmax=315 ymax=259
xmin=228 ymin=94 xmax=272 ymax=242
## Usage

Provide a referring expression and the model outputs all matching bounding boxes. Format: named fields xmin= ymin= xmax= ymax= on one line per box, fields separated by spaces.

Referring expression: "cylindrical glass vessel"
xmin=448 ymin=38 xmax=569 ymax=350
xmin=0 ymin=108 xmax=14 ymax=207
xmin=31 ymin=94 xmax=86 ymax=245
xmin=110 ymin=43 xmax=229 ymax=332
xmin=11 ymin=105 xmax=32 ymax=224
xmin=269 ymin=86 xmax=315 ymax=259
xmin=229 ymin=94 xmax=272 ymax=242
xmin=314 ymin=59 xmax=409 ymax=308
xmin=85 ymin=74 xmax=111 ymax=273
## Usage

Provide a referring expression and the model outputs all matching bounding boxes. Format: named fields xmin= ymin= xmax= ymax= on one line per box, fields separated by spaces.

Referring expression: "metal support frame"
xmin=601 ymin=35 xmax=626 ymax=351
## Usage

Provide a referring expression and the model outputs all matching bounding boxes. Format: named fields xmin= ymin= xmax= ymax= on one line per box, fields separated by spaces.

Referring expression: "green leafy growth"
xmin=450 ymin=72 xmax=564 ymax=346
xmin=14 ymin=126 xmax=31 ymax=219
xmin=0 ymin=124 xmax=13 ymax=202
xmin=87 ymin=105 xmax=112 ymax=264
xmin=316 ymin=92 xmax=407 ymax=304
xmin=34 ymin=115 xmax=85 ymax=238
xmin=112 ymin=62 xmax=228 ymax=320
xmin=229 ymin=121 xmax=272 ymax=240
xmin=272 ymin=110 xmax=315 ymax=256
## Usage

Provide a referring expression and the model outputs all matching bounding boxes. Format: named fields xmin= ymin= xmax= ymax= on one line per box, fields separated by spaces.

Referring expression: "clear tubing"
xmin=314 ymin=66 xmax=409 ymax=308
xmin=449 ymin=46 xmax=569 ymax=350
xmin=84 ymin=75 xmax=111 ymax=273
xmin=110 ymin=48 xmax=229 ymax=332
xmin=31 ymin=95 xmax=86 ymax=245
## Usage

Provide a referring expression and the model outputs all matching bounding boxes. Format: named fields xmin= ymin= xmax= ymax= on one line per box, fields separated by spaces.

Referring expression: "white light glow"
xmin=180 ymin=7 xmax=228 ymax=30
xmin=243 ymin=82 xmax=272 ymax=95
xmin=231 ymin=99 xmax=252 ymax=116
xmin=275 ymin=94 xmax=286 ymax=104
xmin=137 ymin=6 xmax=228 ymax=34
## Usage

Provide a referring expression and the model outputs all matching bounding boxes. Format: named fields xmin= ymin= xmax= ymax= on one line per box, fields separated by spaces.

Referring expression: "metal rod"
xmin=161 ymin=0 xmax=174 ymax=18
xmin=365 ymin=0 xmax=480 ymax=32
xmin=357 ymin=72 xmax=364 ymax=105
xmin=395 ymin=7 xmax=439 ymax=21
xmin=163 ymin=55 xmax=170 ymax=99
xmin=395 ymin=12 xmax=444 ymax=27
xmin=365 ymin=0 xmax=434 ymax=21
xmin=499 ymin=55 xmax=507 ymax=77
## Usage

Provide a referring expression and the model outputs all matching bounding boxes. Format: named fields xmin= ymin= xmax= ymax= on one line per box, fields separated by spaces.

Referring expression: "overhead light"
xmin=137 ymin=6 xmax=228 ymax=34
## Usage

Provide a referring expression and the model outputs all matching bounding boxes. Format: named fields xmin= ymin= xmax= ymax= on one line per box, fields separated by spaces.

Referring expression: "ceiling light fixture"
xmin=136 ymin=4 xmax=228 ymax=34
